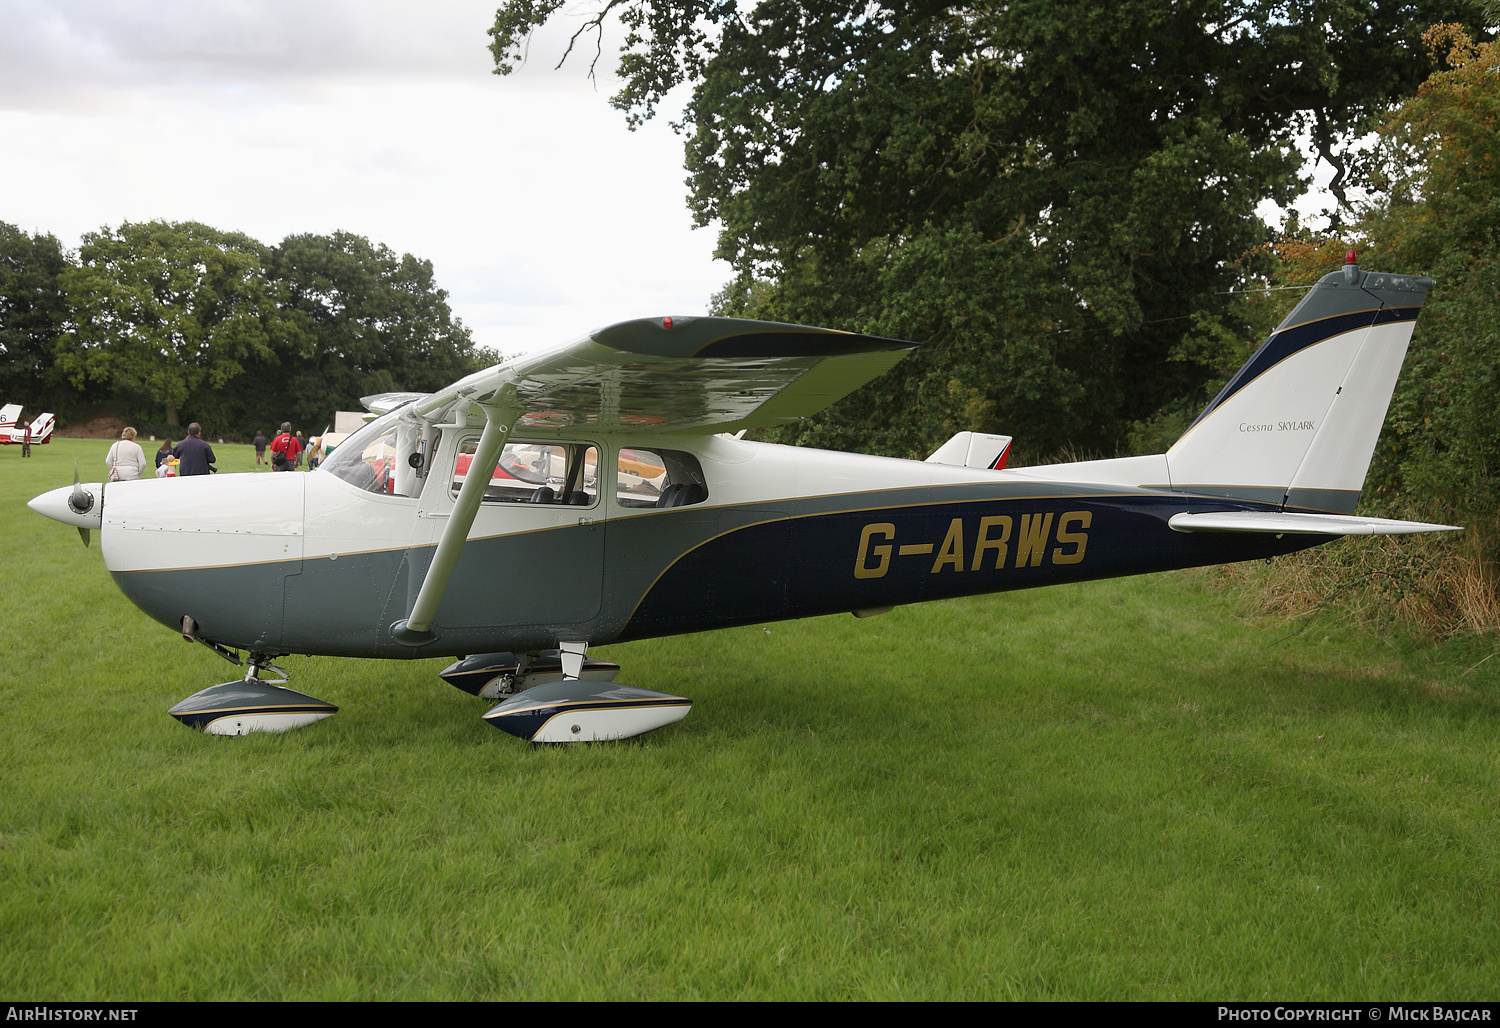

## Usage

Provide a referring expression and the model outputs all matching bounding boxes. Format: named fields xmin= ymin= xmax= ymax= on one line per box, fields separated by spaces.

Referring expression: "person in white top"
xmin=106 ymin=427 xmax=148 ymax=482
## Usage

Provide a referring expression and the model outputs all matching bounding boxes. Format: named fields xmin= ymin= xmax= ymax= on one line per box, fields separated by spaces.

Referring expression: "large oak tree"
xmin=491 ymin=0 xmax=1485 ymax=458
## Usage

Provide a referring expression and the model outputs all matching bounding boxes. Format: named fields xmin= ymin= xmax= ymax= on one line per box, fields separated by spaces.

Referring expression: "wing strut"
xmin=391 ymin=400 xmax=519 ymax=645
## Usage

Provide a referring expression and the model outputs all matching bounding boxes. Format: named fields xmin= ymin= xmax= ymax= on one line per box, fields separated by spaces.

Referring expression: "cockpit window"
xmin=453 ymin=440 xmax=600 ymax=506
xmin=322 ymin=409 xmax=439 ymax=498
xmin=616 ymin=448 xmax=708 ymax=508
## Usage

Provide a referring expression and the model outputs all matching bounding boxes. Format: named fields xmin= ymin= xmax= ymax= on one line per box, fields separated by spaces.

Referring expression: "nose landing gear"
xmin=167 ymin=649 xmax=338 ymax=736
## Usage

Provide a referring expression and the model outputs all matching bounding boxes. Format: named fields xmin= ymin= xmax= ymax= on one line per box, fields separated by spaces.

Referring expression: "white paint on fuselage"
xmin=95 ymin=430 xmax=1157 ymax=578
xmin=102 ymin=473 xmax=304 ymax=574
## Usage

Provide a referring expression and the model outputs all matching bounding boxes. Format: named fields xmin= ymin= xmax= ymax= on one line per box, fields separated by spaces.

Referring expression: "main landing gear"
xmin=165 ymin=627 xmax=688 ymax=742
xmin=441 ymin=642 xmax=692 ymax=743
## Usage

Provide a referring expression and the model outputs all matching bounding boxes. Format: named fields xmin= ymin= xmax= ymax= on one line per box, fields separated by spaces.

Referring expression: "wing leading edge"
xmin=413 ymin=316 xmax=917 ymax=432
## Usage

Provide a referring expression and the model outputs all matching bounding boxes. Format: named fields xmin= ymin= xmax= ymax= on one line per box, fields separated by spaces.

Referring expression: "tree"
xmin=491 ymin=0 xmax=1486 ymax=458
xmin=267 ymin=231 xmax=488 ymax=429
xmin=57 ymin=221 xmax=295 ymax=427
xmin=0 ymin=222 xmax=73 ymax=412
xmin=1333 ymin=23 xmax=1500 ymax=519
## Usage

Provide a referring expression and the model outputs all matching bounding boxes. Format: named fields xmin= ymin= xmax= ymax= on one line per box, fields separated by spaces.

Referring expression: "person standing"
xmin=171 ymin=423 xmax=216 ymax=477
xmin=270 ymin=422 xmax=301 ymax=472
xmin=155 ymin=439 xmax=174 ymax=477
xmin=253 ymin=430 xmax=268 ymax=465
xmin=294 ymin=431 xmax=307 ymax=469
xmin=106 ymin=427 xmax=148 ymax=481
xmin=21 ymin=417 xmax=31 ymax=458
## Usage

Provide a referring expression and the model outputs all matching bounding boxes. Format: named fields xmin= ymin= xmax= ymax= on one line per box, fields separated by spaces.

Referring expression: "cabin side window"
xmin=452 ymin=440 xmax=600 ymax=506
xmin=616 ymin=448 xmax=709 ymax=508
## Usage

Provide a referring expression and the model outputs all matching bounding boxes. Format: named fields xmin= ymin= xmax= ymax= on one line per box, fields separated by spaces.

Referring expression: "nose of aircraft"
xmin=28 ymin=483 xmax=105 ymax=531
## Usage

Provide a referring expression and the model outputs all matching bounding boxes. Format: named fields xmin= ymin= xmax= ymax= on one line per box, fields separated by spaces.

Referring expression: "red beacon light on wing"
xmin=662 ymin=316 xmax=674 ymax=329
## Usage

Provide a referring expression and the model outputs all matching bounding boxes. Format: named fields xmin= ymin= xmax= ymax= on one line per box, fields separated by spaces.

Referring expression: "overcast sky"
xmin=0 ymin=0 xmax=731 ymax=358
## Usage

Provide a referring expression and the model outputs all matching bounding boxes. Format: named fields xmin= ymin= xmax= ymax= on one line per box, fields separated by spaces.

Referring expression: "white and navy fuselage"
xmin=30 ymin=261 xmax=1445 ymax=664
xmin=43 ymin=439 xmax=1317 ymax=660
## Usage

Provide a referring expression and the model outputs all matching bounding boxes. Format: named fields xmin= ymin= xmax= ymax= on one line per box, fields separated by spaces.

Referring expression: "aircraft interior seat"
xmin=657 ymin=482 xmax=707 ymax=508
xmin=528 ymin=486 xmax=556 ymax=504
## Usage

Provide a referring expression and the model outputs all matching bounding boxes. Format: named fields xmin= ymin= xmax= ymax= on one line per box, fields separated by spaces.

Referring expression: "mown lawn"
xmin=3 ymin=439 xmax=1498 ymax=999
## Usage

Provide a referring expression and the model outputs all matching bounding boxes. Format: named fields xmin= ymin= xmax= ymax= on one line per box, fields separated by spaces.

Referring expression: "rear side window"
xmin=453 ymin=441 xmax=599 ymax=505
xmin=616 ymin=448 xmax=708 ymax=508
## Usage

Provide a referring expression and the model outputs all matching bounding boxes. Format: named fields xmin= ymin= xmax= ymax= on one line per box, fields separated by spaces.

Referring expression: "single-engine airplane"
xmin=2 ymin=405 xmax=53 ymax=446
xmin=29 ymin=256 xmax=1459 ymax=741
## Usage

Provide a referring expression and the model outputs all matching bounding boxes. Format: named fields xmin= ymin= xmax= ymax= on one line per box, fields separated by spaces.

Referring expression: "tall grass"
xmin=3 ymin=440 xmax=1500 ymax=999
xmin=1206 ymin=519 xmax=1500 ymax=640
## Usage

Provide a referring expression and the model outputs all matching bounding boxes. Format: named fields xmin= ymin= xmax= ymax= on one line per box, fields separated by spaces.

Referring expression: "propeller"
xmin=67 ymin=459 xmax=93 ymax=548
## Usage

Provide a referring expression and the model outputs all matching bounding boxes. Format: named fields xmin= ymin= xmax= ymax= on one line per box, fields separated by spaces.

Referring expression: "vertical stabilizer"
xmin=1165 ymin=258 xmax=1434 ymax=513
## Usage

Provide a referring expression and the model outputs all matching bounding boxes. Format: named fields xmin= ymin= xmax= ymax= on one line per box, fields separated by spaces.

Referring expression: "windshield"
xmin=322 ymin=407 xmax=439 ymax=498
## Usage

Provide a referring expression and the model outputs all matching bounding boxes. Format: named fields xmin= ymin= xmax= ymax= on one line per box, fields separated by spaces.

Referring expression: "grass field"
xmin=3 ymin=439 xmax=1499 ymax=999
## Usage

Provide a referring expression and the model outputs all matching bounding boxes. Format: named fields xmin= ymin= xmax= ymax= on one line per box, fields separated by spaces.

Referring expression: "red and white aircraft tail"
xmin=2 ymin=410 xmax=55 ymax=445
xmin=926 ymin=431 xmax=1013 ymax=470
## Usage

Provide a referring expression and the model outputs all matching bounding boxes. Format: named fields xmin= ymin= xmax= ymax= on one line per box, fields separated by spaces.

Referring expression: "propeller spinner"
xmin=28 ymin=461 xmax=104 ymax=546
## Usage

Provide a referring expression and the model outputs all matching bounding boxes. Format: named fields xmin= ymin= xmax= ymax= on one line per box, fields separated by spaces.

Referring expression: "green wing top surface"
xmin=413 ymin=316 xmax=917 ymax=432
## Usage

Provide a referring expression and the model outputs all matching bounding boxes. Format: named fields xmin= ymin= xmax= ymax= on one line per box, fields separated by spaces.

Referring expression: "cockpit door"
xmin=424 ymin=436 xmax=605 ymax=633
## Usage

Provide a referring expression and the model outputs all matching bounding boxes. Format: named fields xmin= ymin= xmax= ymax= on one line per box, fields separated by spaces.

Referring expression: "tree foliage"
xmin=270 ymin=231 xmax=485 ymax=422
xmin=0 ymin=219 xmax=488 ymax=438
xmin=58 ymin=221 xmax=293 ymax=427
xmin=0 ymin=223 xmax=76 ymax=413
xmin=1330 ymin=23 xmax=1500 ymax=521
xmin=492 ymin=0 xmax=1485 ymax=459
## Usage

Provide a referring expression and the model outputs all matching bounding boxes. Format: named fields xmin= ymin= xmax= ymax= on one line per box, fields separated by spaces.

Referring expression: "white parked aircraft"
xmin=29 ymin=257 xmax=1457 ymax=741
xmin=1 ymin=405 xmax=54 ymax=446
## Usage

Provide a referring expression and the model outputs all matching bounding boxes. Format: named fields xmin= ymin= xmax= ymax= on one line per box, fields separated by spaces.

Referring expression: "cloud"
xmin=0 ymin=1 xmax=729 ymax=357
xmin=0 ymin=0 xmax=617 ymax=111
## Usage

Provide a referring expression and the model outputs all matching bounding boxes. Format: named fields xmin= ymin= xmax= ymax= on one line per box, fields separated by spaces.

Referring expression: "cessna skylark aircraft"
xmin=29 ymin=255 xmax=1458 ymax=742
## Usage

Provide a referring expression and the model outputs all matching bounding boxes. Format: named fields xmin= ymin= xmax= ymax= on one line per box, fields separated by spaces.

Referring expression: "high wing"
xmin=409 ymin=316 xmax=917 ymax=432
xmin=392 ymin=316 xmax=917 ymax=643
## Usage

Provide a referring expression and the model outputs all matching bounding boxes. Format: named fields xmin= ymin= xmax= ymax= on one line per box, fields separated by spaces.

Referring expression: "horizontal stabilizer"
xmin=1168 ymin=511 xmax=1461 ymax=536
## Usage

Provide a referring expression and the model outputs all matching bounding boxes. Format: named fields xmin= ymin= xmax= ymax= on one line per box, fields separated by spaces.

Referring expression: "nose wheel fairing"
xmin=167 ymin=680 xmax=338 ymax=736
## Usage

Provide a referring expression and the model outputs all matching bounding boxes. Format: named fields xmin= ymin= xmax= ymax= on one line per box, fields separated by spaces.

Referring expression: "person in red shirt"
xmin=270 ymin=422 xmax=302 ymax=472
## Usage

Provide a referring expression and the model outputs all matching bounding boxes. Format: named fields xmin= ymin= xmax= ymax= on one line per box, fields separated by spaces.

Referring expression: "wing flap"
xmin=1168 ymin=511 xmax=1462 ymax=535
